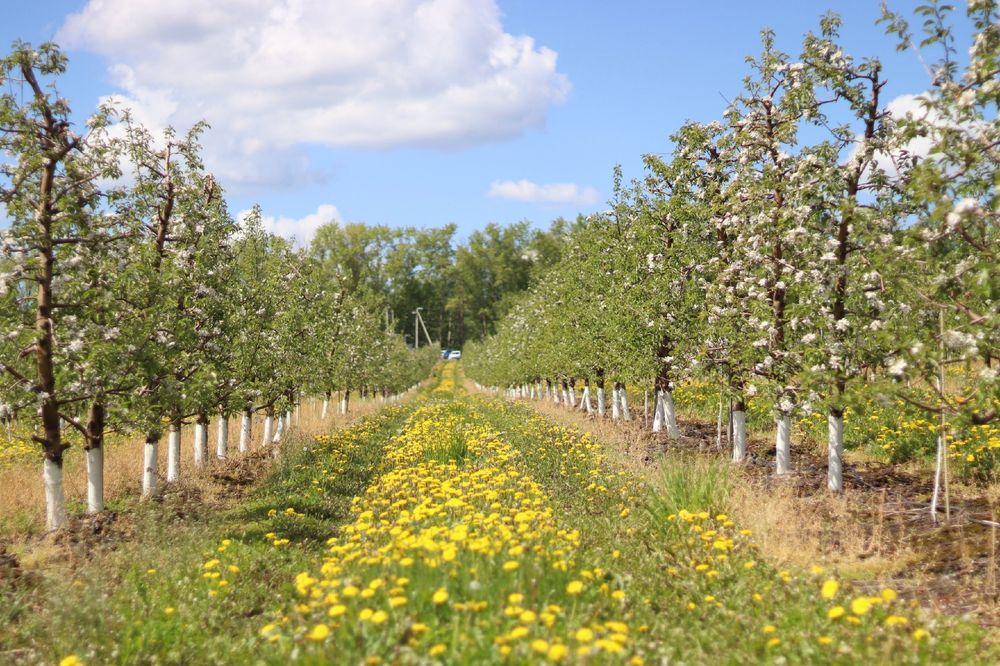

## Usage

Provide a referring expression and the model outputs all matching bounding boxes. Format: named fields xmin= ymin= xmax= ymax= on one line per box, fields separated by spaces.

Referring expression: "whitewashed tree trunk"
xmin=775 ymin=412 xmax=791 ymax=475
xmin=216 ymin=414 xmax=229 ymax=460
xmin=239 ymin=411 xmax=252 ymax=453
xmin=273 ymin=414 xmax=285 ymax=444
xmin=44 ymin=458 xmax=66 ymax=531
xmin=284 ymin=410 xmax=292 ymax=431
xmin=620 ymin=385 xmax=632 ymax=421
xmin=566 ymin=385 xmax=577 ymax=409
xmin=611 ymin=385 xmax=621 ymax=420
xmin=732 ymin=407 xmax=747 ymax=463
xmin=828 ymin=411 xmax=844 ymax=492
xmin=321 ymin=395 xmax=330 ymax=419
xmin=86 ymin=446 xmax=104 ymax=513
xmin=167 ymin=422 xmax=181 ymax=482
xmin=295 ymin=402 xmax=300 ymax=426
xmin=553 ymin=385 xmax=561 ymax=405
xmin=193 ymin=418 xmax=208 ymax=467
xmin=597 ymin=386 xmax=606 ymax=417
xmin=652 ymin=390 xmax=665 ymax=433
xmin=262 ymin=414 xmax=274 ymax=448
xmin=142 ymin=433 xmax=158 ymax=497
xmin=581 ymin=386 xmax=593 ymax=414
xmin=662 ymin=390 xmax=679 ymax=438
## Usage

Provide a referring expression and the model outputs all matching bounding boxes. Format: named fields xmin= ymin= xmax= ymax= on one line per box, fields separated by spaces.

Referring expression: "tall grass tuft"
xmin=647 ymin=453 xmax=734 ymax=517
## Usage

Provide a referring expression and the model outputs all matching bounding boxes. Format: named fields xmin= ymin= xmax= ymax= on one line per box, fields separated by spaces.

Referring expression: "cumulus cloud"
xmin=847 ymin=93 xmax=938 ymax=174
xmin=239 ymin=203 xmax=341 ymax=247
xmin=58 ymin=0 xmax=570 ymax=188
xmin=487 ymin=179 xmax=600 ymax=206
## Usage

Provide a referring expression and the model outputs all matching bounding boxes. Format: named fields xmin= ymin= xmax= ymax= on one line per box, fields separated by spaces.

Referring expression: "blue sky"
xmin=1 ymin=1 xmax=943 ymax=243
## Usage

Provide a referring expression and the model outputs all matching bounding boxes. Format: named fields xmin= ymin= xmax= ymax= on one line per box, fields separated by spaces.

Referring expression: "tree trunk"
xmin=619 ymin=383 xmax=632 ymax=421
xmin=611 ymin=383 xmax=621 ymax=420
xmin=142 ymin=430 xmax=159 ymax=497
xmin=341 ymin=389 xmax=350 ymax=415
xmin=828 ymin=408 xmax=844 ymax=492
xmin=321 ymin=391 xmax=331 ymax=419
xmin=193 ymin=414 xmax=208 ymax=467
xmin=661 ymin=390 xmax=679 ymax=437
xmin=596 ymin=370 xmax=606 ymax=417
xmin=239 ymin=409 xmax=252 ymax=453
xmin=582 ymin=382 xmax=593 ymax=415
xmin=216 ymin=412 xmax=228 ymax=460
xmin=262 ymin=409 xmax=274 ymax=447
xmin=167 ymin=419 xmax=182 ymax=482
xmin=85 ymin=401 xmax=105 ymax=513
xmin=652 ymin=390 xmax=665 ymax=433
xmin=34 ymin=149 xmax=66 ymax=530
xmin=775 ymin=412 xmax=791 ymax=475
xmin=273 ymin=412 xmax=285 ymax=444
xmin=43 ymin=458 xmax=66 ymax=530
xmin=732 ymin=399 xmax=748 ymax=464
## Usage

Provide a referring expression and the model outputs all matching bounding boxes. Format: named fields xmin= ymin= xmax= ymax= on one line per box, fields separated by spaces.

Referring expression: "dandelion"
xmin=820 ymin=579 xmax=839 ymax=599
xmin=432 ymin=587 xmax=449 ymax=604
xmin=305 ymin=624 xmax=331 ymax=641
xmin=566 ymin=580 xmax=584 ymax=595
xmin=828 ymin=606 xmax=846 ymax=619
xmin=547 ymin=644 xmax=569 ymax=661
xmin=851 ymin=597 xmax=874 ymax=616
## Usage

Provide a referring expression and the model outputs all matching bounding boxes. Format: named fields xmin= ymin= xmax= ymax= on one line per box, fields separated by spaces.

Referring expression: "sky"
xmin=0 ymin=0 xmax=951 ymax=245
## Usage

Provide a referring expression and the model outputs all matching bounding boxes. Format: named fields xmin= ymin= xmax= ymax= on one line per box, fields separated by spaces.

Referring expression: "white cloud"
xmin=239 ymin=203 xmax=341 ymax=247
xmin=848 ymin=93 xmax=937 ymax=174
xmin=487 ymin=179 xmax=600 ymax=206
xmin=58 ymin=0 xmax=570 ymax=188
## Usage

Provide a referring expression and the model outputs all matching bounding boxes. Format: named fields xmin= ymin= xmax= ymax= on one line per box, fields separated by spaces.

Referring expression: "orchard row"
xmin=465 ymin=3 xmax=999 ymax=495
xmin=0 ymin=44 xmax=437 ymax=530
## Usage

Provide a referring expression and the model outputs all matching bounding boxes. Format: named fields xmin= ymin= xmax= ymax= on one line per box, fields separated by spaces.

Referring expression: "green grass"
xmin=2 ymin=368 xmax=997 ymax=665
xmin=0 ymin=404 xmax=416 ymax=665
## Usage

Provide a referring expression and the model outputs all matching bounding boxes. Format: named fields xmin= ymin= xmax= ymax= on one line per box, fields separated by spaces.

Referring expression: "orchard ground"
xmin=1 ymin=363 xmax=997 ymax=664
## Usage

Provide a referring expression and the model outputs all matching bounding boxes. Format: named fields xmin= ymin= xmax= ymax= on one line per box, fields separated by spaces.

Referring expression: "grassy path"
xmin=4 ymin=365 xmax=996 ymax=664
xmin=264 ymin=367 xmax=993 ymax=664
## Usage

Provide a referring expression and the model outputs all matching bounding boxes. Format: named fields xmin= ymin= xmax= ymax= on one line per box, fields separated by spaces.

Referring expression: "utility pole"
xmin=412 ymin=307 xmax=433 ymax=348
xmin=414 ymin=307 xmax=422 ymax=349
xmin=417 ymin=309 xmax=432 ymax=347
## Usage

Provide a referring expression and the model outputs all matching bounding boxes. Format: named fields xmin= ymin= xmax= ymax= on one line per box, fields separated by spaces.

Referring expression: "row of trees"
xmin=466 ymin=2 xmax=998 ymax=496
xmin=0 ymin=43 xmax=436 ymax=530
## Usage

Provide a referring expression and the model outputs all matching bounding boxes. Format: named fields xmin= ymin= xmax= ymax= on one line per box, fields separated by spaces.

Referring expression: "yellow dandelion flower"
xmin=305 ymin=624 xmax=331 ymax=641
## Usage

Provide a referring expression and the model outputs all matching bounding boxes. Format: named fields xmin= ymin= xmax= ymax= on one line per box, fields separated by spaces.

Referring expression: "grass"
xmin=2 ymin=366 xmax=997 ymax=664
xmin=0 ymin=401 xmax=417 ymax=665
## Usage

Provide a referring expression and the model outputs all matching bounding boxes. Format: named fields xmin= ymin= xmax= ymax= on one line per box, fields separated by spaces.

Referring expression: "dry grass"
xmin=0 ymin=395 xmax=389 ymax=536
